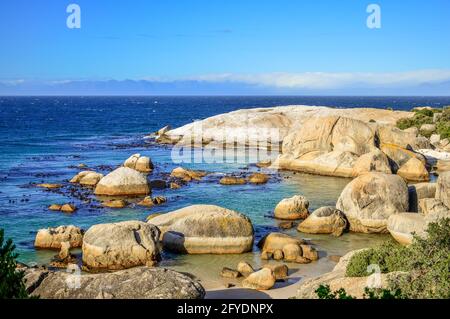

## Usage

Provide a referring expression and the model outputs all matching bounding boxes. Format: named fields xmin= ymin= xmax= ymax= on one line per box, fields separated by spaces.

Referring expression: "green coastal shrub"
xmin=436 ymin=107 xmax=450 ymax=139
xmin=397 ymin=106 xmax=450 ymax=139
xmin=345 ymin=218 xmax=450 ymax=299
xmin=0 ymin=229 xmax=29 ymax=299
xmin=315 ymin=285 xmax=403 ymax=299
xmin=345 ymin=240 xmax=410 ymax=277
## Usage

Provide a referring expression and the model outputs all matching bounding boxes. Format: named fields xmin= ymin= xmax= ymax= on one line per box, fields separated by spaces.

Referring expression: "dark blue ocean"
xmin=1 ymin=96 xmax=449 ymax=283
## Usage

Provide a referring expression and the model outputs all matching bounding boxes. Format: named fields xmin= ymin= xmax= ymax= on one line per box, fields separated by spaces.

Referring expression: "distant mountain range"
xmin=1 ymin=79 xmax=450 ymax=96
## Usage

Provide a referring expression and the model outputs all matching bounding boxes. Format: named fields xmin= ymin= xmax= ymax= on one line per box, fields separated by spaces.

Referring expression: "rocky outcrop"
xmin=397 ymin=158 xmax=429 ymax=182
xmin=123 ymin=153 xmax=153 ymax=173
xmin=148 ymin=205 xmax=254 ymax=254
xmin=387 ymin=213 xmax=427 ymax=245
xmin=274 ymin=195 xmax=309 ymax=220
xmin=30 ymin=267 xmax=205 ymax=299
xmin=436 ymin=171 xmax=450 ymax=209
xmin=297 ymin=206 xmax=348 ymax=236
xmin=336 ymin=173 xmax=409 ymax=233
xmin=242 ymin=268 xmax=276 ymax=290
xmin=94 ymin=167 xmax=150 ymax=196
xmin=70 ymin=171 xmax=104 ymax=186
xmin=34 ymin=225 xmax=83 ymax=249
xmin=160 ymin=105 xmax=412 ymax=148
xmin=82 ymin=221 xmax=160 ymax=270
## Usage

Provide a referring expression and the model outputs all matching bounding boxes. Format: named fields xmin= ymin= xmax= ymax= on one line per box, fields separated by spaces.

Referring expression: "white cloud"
xmin=181 ymin=69 xmax=450 ymax=89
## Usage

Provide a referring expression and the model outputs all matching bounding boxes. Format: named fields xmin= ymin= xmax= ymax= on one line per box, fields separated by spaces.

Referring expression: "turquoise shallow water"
xmin=1 ymin=96 xmax=445 ymax=287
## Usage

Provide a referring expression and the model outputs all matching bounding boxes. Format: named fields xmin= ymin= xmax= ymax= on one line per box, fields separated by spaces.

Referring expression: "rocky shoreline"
xmin=21 ymin=105 xmax=450 ymax=299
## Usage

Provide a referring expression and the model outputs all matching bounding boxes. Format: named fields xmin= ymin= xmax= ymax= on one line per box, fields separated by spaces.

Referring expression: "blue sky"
xmin=1 ymin=0 xmax=450 ymax=94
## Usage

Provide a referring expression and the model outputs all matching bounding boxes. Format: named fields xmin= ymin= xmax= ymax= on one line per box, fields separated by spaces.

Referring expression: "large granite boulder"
xmin=274 ymin=195 xmax=309 ymax=220
xmin=30 ymin=267 xmax=205 ymax=299
xmin=380 ymin=143 xmax=426 ymax=172
xmin=408 ymin=182 xmax=437 ymax=212
xmin=351 ymin=149 xmax=392 ymax=176
xmin=123 ymin=153 xmax=154 ymax=173
xmin=94 ymin=167 xmax=150 ymax=196
xmin=297 ymin=206 xmax=348 ymax=236
xmin=34 ymin=225 xmax=83 ymax=249
xmin=257 ymin=232 xmax=317 ymax=263
xmin=387 ymin=213 xmax=427 ymax=245
xmin=82 ymin=221 xmax=161 ymax=270
xmin=336 ymin=173 xmax=409 ymax=233
xmin=148 ymin=205 xmax=254 ymax=254
xmin=436 ymin=171 xmax=450 ymax=209
xmin=276 ymin=116 xmax=377 ymax=178
xmin=397 ymin=157 xmax=429 ymax=182
xmin=419 ymin=198 xmax=450 ymax=217
xmin=242 ymin=268 xmax=276 ymax=290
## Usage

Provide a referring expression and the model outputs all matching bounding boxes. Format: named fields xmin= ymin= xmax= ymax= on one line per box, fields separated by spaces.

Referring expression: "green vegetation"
xmin=396 ymin=106 xmax=450 ymax=139
xmin=315 ymin=284 xmax=354 ymax=299
xmin=0 ymin=229 xmax=30 ymax=299
xmin=345 ymin=218 xmax=450 ymax=299
xmin=315 ymin=284 xmax=403 ymax=299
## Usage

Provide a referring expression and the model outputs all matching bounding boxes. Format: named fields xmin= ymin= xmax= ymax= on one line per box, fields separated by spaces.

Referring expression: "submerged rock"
xmin=94 ymin=167 xmax=150 ymax=196
xmin=336 ymin=172 xmax=409 ymax=233
xmin=30 ymin=267 xmax=205 ymax=299
xmin=101 ymin=199 xmax=128 ymax=208
xmin=148 ymin=205 xmax=254 ymax=254
xmin=170 ymin=167 xmax=206 ymax=182
xmin=34 ymin=225 xmax=83 ymax=249
xmin=123 ymin=153 xmax=153 ymax=173
xmin=297 ymin=206 xmax=348 ymax=236
xmin=48 ymin=204 xmax=62 ymax=211
xmin=60 ymin=203 xmax=77 ymax=213
xmin=219 ymin=176 xmax=246 ymax=185
xmin=274 ymin=195 xmax=309 ymax=220
xmin=82 ymin=221 xmax=160 ymax=270
xmin=36 ymin=183 xmax=61 ymax=189
xmin=247 ymin=173 xmax=269 ymax=184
